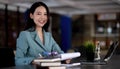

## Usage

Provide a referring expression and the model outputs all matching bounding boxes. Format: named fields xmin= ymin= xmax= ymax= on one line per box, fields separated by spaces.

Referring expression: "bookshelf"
xmin=94 ymin=13 xmax=120 ymax=49
xmin=0 ymin=9 xmax=25 ymax=49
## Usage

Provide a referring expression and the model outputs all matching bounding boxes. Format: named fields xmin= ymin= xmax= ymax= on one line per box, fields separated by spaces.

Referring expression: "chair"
xmin=0 ymin=47 xmax=15 ymax=68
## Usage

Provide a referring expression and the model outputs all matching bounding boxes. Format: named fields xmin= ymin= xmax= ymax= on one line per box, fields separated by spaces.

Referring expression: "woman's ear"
xmin=30 ymin=13 xmax=33 ymax=19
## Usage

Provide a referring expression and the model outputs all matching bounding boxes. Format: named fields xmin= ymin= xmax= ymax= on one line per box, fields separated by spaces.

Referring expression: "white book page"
xmin=60 ymin=52 xmax=81 ymax=60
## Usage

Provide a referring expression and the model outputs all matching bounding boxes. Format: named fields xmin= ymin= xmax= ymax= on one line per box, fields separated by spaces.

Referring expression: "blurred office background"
xmin=0 ymin=0 xmax=120 ymax=53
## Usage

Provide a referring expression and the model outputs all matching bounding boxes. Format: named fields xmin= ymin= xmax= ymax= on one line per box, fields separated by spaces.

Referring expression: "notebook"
xmin=80 ymin=41 xmax=119 ymax=65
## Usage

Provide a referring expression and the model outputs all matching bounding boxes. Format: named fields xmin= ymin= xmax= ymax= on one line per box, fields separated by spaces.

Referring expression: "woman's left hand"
xmin=65 ymin=59 xmax=71 ymax=64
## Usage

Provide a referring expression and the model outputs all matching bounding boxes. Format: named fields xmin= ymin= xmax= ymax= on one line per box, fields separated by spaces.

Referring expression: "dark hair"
xmin=24 ymin=2 xmax=50 ymax=31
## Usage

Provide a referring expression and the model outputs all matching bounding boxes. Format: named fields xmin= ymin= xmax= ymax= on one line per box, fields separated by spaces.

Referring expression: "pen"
xmin=38 ymin=53 xmax=43 ymax=58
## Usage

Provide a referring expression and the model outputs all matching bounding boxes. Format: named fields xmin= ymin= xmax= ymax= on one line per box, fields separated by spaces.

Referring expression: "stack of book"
xmin=34 ymin=57 xmax=65 ymax=69
xmin=34 ymin=52 xmax=81 ymax=69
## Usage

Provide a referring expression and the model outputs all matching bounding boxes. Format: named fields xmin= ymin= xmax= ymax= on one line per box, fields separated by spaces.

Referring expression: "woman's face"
xmin=30 ymin=6 xmax=48 ymax=28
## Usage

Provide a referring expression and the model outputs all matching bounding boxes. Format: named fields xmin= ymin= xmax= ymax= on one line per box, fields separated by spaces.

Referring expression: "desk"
xmin=1 ymin=55 xmax=120 ymax=69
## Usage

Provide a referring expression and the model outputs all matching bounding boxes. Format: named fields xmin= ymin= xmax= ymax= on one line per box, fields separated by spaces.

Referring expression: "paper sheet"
xmin=60 ymin=52 xmax=81 ymax=60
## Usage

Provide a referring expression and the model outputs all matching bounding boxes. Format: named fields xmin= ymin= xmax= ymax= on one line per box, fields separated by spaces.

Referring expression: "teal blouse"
xmin=15 ymin=30 xmax=64 ymax=65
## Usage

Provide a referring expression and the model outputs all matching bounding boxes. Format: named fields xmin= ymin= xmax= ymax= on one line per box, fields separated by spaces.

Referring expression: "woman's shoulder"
xmin=18 ymin=30 xmax=31 ymax=37
xmin=19 ymin=30 xmax=29 ymax=34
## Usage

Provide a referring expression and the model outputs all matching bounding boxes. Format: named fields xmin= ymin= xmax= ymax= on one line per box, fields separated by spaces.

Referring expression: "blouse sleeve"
xmin=15 ymin=31 xmax=35 ymax=65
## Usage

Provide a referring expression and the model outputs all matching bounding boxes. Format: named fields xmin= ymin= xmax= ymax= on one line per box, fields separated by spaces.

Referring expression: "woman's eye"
xmin=37 ymin=13 xmax=41 ymax=15
xmin=44 ymin=14 xmax=47 ymax=15
xmin=36 ymin=12 xmax=47 ymax=16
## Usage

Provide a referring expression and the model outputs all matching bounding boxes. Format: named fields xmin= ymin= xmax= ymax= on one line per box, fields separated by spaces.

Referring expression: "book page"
xmin=60 ymin=52 xmax=81 ymax=60
xmin=34 ymin=58 xmax=61 ymax=62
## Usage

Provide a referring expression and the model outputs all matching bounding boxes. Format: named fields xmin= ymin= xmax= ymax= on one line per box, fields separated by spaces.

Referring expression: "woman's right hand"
xmin=31 ymin=60 xmax=40 ymax=65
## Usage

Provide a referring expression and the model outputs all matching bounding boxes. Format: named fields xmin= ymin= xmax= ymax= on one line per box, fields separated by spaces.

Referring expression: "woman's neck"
xmin=36 ymin=27 xmax=42 ymax=33
xmin=36 ymin=27 xmax=44 ymax=45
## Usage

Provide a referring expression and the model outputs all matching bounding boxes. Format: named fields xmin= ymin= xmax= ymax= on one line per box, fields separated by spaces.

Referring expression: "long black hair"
xmin=24 ymin=2 xmax=50 ymax=31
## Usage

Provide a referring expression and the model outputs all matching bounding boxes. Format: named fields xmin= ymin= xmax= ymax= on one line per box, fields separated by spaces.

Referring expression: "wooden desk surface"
xmin=1 ymin=55 xmax=120 ymax=69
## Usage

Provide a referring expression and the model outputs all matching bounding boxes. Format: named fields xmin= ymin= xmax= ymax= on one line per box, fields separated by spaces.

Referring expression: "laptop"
xmin=80 ymin=41 xmax=119 ymax=65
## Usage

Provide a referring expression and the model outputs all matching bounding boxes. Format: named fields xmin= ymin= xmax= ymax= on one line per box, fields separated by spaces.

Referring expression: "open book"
xmin=34 ymin=58 xmax=61 ymax=62
xmin=34 ymin=52 xmax=81 ymax=62
xmin=60 ymin=52 xmax=81 ymax=60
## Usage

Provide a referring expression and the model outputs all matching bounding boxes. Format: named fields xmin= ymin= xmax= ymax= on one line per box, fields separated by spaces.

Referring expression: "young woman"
xmin=15 ymin=2 xmax=67 ymax=65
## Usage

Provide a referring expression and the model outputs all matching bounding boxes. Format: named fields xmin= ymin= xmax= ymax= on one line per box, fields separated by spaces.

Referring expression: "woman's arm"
xmin=15 ymin=31 xmax=35 ymax=65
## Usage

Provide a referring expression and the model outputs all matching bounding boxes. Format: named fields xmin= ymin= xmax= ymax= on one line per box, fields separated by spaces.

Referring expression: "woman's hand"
xmin=31 ymin=60 xmax=40 ymax=65
xmin=65 ymin=59 xmax=71 ymax=64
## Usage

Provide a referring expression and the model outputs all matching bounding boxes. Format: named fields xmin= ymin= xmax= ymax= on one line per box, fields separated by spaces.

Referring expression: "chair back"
xmin=0 ymin=47 xmax=15 ymax=68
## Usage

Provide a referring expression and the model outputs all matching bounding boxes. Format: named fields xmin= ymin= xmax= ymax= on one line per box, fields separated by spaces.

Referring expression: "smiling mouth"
xmin=39 ymin=20 xmax=44 ymax=23
xmin=38 ymin=20 xmax=46 ymax=24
